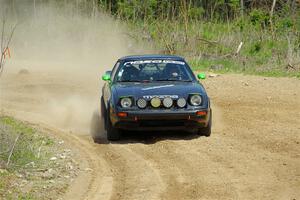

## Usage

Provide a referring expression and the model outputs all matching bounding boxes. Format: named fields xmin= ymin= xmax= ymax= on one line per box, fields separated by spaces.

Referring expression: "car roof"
xmin=118 ymin=54 xmax=185 ymax=62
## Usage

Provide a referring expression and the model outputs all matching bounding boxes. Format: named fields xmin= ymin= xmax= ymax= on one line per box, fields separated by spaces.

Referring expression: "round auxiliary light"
xmin=137 ymin=98 xmax=147 ymax=109
xmin=177 ymin=98 xmax=187 ymax=108
xmin=150 ymin=97 xmax=161 ymax=108
xmin=190 ymin=95 xmax=202 ymax=106
xmin=162 ymin=97 xmax=173 ymax=108
xmin=120 ymin=97 xmax=132 ymax=108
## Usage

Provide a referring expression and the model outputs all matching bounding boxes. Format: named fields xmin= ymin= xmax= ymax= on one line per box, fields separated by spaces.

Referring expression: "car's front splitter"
xmin=110 ymin=108 xmax=211 ymax=131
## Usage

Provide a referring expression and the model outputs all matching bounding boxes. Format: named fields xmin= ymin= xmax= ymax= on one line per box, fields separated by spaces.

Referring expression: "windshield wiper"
xmin=156 ymin=78 xmax=192 ymax=82
xmin=117 ymin=80 xmax=141 ymax=82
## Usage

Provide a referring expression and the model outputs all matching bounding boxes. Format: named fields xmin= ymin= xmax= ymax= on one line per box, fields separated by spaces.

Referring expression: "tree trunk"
xmin=269 ymin=0 xmax=277 ymax=38
xmin=240 ymin=0 xmax=244 ymax=17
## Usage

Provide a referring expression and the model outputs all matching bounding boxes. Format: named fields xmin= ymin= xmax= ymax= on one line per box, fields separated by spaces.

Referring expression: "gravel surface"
xmin=0 ymin=71 xmax=299 ymax=200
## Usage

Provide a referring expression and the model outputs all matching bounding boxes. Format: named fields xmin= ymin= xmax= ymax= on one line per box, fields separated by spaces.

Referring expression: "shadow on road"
xmin=94 ymin=130 xmax=202 ymax=145
xmin=91 ymin=110 xmax=203 ymax=145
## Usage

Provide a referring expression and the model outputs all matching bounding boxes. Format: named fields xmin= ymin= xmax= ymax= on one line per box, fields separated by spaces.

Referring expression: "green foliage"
xmin=250 ymin=42 xmax=262 ymax=54
xmin=11 ymin=194 xmax=35 ymax=200
xmin=0 ymin=117 xmax=54 ymax=170
xmin=0 ymin=116 xmax=74 ymax=200
xmin=0 ymin=174 xmax=36 ymax=200
xmin=116 ymin=0 xmax=169 ymax=21
xmin=188 ymin=7 xmax=205 ymax=20
xmin=97 ymin=0 xmax=300 ymax=78
xmin=236 ymin=18 xmax=246 ymax=31
xmin=190 ymin=58 xmax=238 ymax=72
xmin=101 ymin=0 xmax=254 ymax=21
xmin=276 ymin=17 xmax=293 ymax=30
xmin=249 ymin=9 xmax=270 ymax=28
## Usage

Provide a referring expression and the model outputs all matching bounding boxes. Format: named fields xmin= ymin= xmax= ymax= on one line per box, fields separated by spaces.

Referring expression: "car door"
xmin=102 ymin=61 xmax=120 ymax=108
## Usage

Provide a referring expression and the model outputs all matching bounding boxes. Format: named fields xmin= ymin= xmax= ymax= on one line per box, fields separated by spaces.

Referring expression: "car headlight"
xmin=150 ymin=97 xmax=161 ymax=108
xmin=190 ymin=94 xmax=202 ymax=106
xmin=120 ymin=97 xmax=132 ymax=108
xmin=177 ymin=98 xmax=186 ymax=108
xmin=162 ymin=97 xmax=173 ymax=108
xmin=137 ymin=98 xmax=147 ymax=109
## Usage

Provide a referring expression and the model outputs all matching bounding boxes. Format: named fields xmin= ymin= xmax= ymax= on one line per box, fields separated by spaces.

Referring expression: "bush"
xmin=249 ymin=9 xmax=270 ymax=28
xmin=0 ymin=117 xmax=54 ymax=170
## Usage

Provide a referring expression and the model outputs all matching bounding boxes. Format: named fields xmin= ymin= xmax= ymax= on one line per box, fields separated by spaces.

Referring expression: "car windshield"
xmin=115 ymin=60 xmax=194 ymax=82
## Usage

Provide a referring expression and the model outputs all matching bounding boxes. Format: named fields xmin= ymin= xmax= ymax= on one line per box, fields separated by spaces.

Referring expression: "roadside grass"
xmin=0 ymin=116 xmax=54 ymax=171
xmin=190 ymin=58 xmax=300 ymax=78
xmin=0 ymin=116 xmax=77 ymax=200
xmin=126 ymin=16 xmax=300 ymax=78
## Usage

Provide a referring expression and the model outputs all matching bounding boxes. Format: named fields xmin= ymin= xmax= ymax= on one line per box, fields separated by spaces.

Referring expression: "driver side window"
xmin=111 ymin=61 xmax=120 ymax=82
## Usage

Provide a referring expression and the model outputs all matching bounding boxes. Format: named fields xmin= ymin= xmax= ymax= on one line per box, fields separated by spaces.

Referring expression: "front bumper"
xmin=110 ymin=109 xmax=211 ymax=131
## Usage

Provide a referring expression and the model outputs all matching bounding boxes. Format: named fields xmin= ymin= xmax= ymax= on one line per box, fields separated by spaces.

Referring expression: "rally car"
xmin=99 ymin=55 xmax=211 ymax=140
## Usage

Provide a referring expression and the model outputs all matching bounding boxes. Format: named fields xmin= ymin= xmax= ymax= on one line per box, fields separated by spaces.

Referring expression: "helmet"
xmin=121 ymin=64 xmax=139 ymax=81
xmin=164 ymin=63 xmax=180 ymax=78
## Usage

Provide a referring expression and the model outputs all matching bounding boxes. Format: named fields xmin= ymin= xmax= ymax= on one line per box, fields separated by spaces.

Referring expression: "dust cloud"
xmin=0 ymin=0 xmax=154 ymax=134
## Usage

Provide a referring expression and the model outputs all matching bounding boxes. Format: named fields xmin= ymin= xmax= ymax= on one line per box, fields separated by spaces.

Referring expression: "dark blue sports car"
xmin=99 ymin=55 xmax=211 ymax=140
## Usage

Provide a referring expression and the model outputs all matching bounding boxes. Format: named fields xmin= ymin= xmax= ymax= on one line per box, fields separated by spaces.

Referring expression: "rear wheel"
xmin=197 ymin=111 xmax=212 ymax=137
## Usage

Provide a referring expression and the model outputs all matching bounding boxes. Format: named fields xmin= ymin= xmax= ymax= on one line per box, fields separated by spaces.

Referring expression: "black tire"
xmin=106 ymin=109 xmax=121 ymax=141
xmin=101 ymin=97 xmax=107 ymax=130
xmin=197 ymin=111 xmax=212 ymax=137
xmin=101 ymin=97 xmax=105 ymax=118
xmin=90 ymin=110 xmax=104 ymax=143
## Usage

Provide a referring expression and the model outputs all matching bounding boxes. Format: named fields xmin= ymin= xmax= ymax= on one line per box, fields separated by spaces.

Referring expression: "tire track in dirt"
xmin=116 ymin=105 xmax=237 ymax=200
xmin=19 ymin=122 xmax=114 ymax=200
xmin=1 ymin=72 xmax=299 ymax=200
xmin=126 ymin=139 xmax=239 ymax=200
xmin=92 ymin=143 xmax=166 ymax=200
xmin=62 ymin=134 xmax=113 ymax=200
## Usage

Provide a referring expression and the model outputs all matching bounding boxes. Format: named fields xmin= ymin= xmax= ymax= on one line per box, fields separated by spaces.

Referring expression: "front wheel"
xmin=90 ymin=110 xmax=104 ymax=143
xmin=101 ymin=97 xmax=107 ymax=130
xmin=106 ymin=111 xmax=121 ymax=141
xmin=197 ymin=111 xmax=212 ymax=137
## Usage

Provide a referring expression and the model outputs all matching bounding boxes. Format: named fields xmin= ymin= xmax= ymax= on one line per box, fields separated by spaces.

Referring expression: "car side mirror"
xmin=102 ymin=71 xmax=111 ymax=81
xmin=197 ymin=73 xmax=206 ymax=80
xmin=102 ymin=70 xmax=112 ymax=81
xmin=102 ymin=74 xmax=111 ymax=81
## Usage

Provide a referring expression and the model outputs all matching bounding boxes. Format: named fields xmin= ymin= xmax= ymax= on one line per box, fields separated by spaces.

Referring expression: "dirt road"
xmin=0 ymin=71 xmax=299 ymax=200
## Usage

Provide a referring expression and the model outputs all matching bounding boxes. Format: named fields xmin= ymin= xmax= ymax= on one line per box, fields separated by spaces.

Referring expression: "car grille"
xmin=139 ymin=120 xmax=185 ymax=127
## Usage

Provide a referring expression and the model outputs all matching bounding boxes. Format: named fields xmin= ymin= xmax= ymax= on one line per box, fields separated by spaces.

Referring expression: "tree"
xmin=269 ymin=0 xmax=277 ymax=38
xmin=0 ymin=16 xmax=16 ymax=77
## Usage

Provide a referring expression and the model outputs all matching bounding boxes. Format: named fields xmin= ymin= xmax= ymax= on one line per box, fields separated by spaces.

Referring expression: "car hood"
xmin=112 ymin=81 xmax=206 ymax=99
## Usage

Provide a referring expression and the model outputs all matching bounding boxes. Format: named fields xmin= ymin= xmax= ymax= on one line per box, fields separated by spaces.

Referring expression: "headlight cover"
xmin=177 ymin=98 xmax=187 ymax=108
xmin=137 ymin=98 xmax=147 ymax=109
xmin=190 ymin=94 xmax=202 ymax=106
xmin=150 ymin=97 xmax=161 ymax=108
xmin=162 ymin=97 xmax=173 ymax=108
xmin=120 ymin=97 xmax=133 ymax=108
